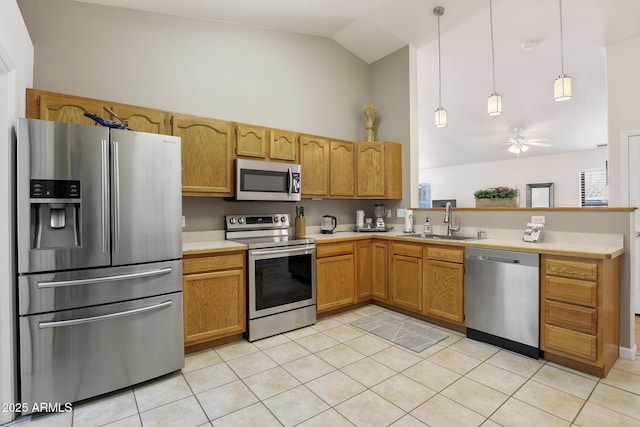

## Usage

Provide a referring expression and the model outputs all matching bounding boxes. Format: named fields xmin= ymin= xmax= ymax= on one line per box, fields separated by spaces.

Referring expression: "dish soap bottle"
xmin=423 ymin=217 xmax=432 ymax=236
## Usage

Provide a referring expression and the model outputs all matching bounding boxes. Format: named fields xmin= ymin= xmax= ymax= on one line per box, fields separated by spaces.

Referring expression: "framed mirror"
xmin=526 ymin=183 xmax=554 ymax=207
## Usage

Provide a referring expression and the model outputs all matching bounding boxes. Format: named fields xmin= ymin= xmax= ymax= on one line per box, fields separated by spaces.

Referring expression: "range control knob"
xmin=273 ymin=217 xmax=279 ymax=222
xmin=238 ymin=218 xmax=245 ymax=224
xmin=281 ymin=216 xmax=287 ymax=223
xmin=229 ymin=217 xmax=237 ymax=224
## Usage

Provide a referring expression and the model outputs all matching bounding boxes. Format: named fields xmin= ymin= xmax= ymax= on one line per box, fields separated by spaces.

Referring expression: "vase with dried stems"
xmin=363 ymin=104 xmax=377 ymax=142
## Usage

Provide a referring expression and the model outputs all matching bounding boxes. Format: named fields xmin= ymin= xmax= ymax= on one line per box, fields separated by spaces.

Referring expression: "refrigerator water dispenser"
xmin=30 ymin=179 xmax=81 ymax=249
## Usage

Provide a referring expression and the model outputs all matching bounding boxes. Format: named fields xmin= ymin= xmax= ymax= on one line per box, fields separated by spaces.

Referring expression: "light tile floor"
xmin=8 ymin=305 xmax=640 ymax=427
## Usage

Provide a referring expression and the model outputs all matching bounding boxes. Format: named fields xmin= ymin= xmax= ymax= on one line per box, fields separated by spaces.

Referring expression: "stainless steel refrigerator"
xmin=16 ymin=118 xmax=184 ymax=413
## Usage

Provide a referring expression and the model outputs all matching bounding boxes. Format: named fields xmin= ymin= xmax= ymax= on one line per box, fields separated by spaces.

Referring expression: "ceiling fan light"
xmin=521 ymin=144 xmax=529 ymax=152
xmin=488 ymin=93 xmax=502 ymax=116
xmin=554 ymin=74 xmax=572 ymax=101
xmin=435 ymin=107 xmax=447 ymax=128
xmin=508 ymin=144 xmax=519 ymax=154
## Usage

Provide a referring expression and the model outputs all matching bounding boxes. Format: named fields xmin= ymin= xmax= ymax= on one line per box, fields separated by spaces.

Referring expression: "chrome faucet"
xmin=444 ymin=202 xmax=460 ymax=236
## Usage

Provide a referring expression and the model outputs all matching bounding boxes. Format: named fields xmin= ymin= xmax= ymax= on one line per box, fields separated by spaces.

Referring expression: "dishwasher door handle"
xmin=470 ymin=255 xmax=520 ymax=264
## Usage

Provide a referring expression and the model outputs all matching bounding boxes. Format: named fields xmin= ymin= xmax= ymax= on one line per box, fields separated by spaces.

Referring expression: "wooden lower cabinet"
xmin=390 ymin=243 xmax=423 ymax=313
xmin=423 ymin=245 xmax=465 ymax=326
xmin=182 ymin=251 xmax=246 ymax=350
xmin=357 ymin=240 xmax=389 ymax=302
xmin=540 ymin=255 xmax=620 ymax=377
xmin=316 ymin=241 xmax=357 ymax=313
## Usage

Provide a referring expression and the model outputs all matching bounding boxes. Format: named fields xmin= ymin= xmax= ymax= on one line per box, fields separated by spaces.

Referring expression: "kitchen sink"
xmin=398 ymin=233 xmax=477 ymax=241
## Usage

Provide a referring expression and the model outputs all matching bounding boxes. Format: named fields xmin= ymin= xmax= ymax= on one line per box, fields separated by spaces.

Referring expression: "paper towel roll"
xmin=405 ymin=209 xmax=413 ymax=232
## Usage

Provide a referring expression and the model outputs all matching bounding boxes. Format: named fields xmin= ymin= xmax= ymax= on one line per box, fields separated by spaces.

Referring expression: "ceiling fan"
xmin=506 ymin=127 xmax=551 ymax=154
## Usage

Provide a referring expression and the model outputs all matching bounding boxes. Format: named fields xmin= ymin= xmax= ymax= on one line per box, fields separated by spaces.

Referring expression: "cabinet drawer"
xmin=183 ymin=253 xmax=245 ymax=274
xmin=546 ymin=300 xmax=597 ymax=335
xmin=426 ymin=246 xmax=463 ymax=263
xmin=316 ymin=241 xmax=355 ymax=258
xmin=392 ymin=242 xmax=422 ymax=258
xmin=545 ymin=258 xmax=598 ymax=281
xmin=544 ymin=324 xmax=597 ymax=362
xmin=545 ymin=275 xmax=597 ymax=308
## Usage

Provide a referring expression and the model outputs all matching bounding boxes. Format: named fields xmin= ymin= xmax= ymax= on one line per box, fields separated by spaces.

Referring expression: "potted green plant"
xmin=474 ymin=186 xmax=519 ymax=207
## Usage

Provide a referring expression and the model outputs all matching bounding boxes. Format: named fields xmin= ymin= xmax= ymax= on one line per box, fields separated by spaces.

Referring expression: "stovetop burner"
xmin=225 ymin=213 xmax=314 ymax=249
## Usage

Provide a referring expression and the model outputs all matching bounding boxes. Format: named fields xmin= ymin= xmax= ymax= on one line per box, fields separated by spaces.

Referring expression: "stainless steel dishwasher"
xmin=464 ymin=248 xmax=540 ymax=358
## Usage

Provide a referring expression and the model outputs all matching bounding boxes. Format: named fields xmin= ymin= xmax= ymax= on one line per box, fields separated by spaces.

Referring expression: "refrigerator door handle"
xmin=36 ymin=267 xmax=173 ymax=289
xmin=38 ymin=300 xmax=173 ymax=329
xmin=101 ymin=139 xmax=109 ymax=252
xmin=113 ymin=140 xmax=120 ymax=252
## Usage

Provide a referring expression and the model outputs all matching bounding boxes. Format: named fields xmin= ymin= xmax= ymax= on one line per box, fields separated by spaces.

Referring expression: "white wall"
xmin=0 ymin=0 xmax=33 ymax=423
xmin=18 ymin=0 xmax=370 ymax=141
xmin=607 ymin=35 xmax=640 ymax=206
xmin=420 ymin=148 xmax=608 ymax=207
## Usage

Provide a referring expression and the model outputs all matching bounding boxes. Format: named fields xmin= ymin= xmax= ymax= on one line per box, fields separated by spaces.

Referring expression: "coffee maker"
xmin=373 ymin=204 xmax=387 ymax=229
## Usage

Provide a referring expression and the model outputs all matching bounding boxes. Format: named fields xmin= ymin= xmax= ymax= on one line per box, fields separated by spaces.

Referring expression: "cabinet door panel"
xmin=173 ymin=115 xmax=233 ymax=196
xmin=424 ymin=259 xmax=464 ymax=324
xmin=270 ymin=130 xmax=297 ymax=162
xmin=39 ymin=94 xmax=108 ymax=126
xmin=317 ymin=254 xmax=356 ymax=312
xmin=390 ymin=254 xmax=422 ymax=312
xmin=330 ymin=141 xmax=355 ymax=197
xmin=357 ymin=143 xmax=385 ymax=197
xmin=371 ymin=242 xmax=389 ymax=301
xmin=543 ymin=324 xmax=597 ymax=362
xmin=357 ymin=241 xmax=372 ymax=301
xmin=300 ymin=135 xmax=330 ymax=197
xmin=183 ymin=269 xmax=245 ymax=345
xmin=110 ymin=105 xmax=169 ymax=134
xmin=236 ymin=124 xmax=267 ymax=158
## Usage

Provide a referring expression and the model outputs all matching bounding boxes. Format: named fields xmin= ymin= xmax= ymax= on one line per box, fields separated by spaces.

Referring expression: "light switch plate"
xmin=182 ymin=216 xmax=186 ymax=227
xmin=397 ymin=209 xmax=405 ymax=218
xmin=531 ymin=215 xmax=545 ymax=224
xmin=387 ymin=210 xmax=392 ymax=218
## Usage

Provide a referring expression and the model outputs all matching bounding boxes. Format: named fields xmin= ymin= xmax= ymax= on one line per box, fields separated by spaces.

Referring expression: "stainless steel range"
xmin=226 ymin=213 xmax=316 ymax=341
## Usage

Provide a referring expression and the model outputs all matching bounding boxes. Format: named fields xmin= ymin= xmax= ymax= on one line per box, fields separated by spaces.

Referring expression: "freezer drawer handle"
xmin=36 ymin=267 xmax=172 ymax=289
xmin=38 ymin=300 xmax=173 ymax=329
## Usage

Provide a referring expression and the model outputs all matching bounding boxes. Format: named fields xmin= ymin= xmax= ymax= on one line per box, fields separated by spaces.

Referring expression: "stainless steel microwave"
xmin=235 ymin=159 xmax=301 ymax=201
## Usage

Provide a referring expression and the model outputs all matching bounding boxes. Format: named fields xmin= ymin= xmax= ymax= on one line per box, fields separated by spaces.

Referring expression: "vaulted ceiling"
xmin=72 ymin=0 xmax=640 ymax=167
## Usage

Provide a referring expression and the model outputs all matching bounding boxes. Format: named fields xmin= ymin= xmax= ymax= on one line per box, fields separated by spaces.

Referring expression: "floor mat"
xmin=350 ymin=312 xmax=448 ymax=353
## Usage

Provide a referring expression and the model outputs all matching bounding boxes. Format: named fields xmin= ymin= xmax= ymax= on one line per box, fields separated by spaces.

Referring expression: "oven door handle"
xmin=250 ymin=244 xmax=315 ymax=257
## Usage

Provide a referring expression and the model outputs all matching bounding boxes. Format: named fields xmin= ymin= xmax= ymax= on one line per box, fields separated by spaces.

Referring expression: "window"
xmin=580 ymin=166 xmax=608 ymax=207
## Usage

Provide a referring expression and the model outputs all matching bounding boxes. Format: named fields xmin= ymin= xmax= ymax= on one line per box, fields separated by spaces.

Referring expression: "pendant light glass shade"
xmin=554 ymin=0 xmax=572 ymax=101
xmin=487 ymin=0 xmax=502 ymax=116
xmin=488 ymin=93 xmax=502 ymax=116
xmin=435 ymin=107 xmax=447 ymax=127
xmin=434 ymin=6 xmax=447 ymax=127
xmin=554 ymin=74 xmax=572 ymax=101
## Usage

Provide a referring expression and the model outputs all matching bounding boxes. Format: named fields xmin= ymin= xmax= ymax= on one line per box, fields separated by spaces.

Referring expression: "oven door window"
xmin=254 ymin=253 xmax=313 ymax=311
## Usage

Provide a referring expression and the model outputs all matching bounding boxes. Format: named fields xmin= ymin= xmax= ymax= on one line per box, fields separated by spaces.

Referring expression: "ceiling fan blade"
xmin=505 ymin=138 xmax=517 ymax=143
xmin=526 ymin=138 xmax=549 ymax=142
xmin=524 ymin=141 xmax=552 ymax=147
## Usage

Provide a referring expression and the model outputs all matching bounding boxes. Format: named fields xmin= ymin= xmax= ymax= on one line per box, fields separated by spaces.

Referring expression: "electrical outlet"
xmin=531 ymin=216 xmax=545 ymax=224
xmin=387 ymin=210 xmax=392 ymax=218
xmin=397 ymin=209 xmax=405 ymax=218
xmin=182 ymin=216 xmax=186 ymax=227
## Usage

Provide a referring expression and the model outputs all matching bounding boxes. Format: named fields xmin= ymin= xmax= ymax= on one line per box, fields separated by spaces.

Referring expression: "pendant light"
xmin=554 ymin=0 xmax=572 ymax=101
xmin=487 ymin=0 xmax=502 ymax=116
xmin=434 ymin=6 xmax=447 ymax=127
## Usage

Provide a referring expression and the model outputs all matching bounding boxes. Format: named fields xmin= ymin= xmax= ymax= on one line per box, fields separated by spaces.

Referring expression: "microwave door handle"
xmin=287 ymin=167 xmax=293 ymax=197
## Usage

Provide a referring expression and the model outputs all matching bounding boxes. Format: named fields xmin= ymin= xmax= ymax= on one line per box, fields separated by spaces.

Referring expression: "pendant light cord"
xmin=437 ymin=12 xmax=442 ymax=107
xmin=489 ymin=0 xmax=496 ymax=93
xmin=559 ymin=0 xmax=565 ymax=75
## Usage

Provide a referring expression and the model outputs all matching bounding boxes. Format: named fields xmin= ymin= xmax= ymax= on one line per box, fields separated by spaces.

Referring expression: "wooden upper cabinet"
xmin=109 ymin=105 xmax=170 ymax=134
xmin=235 ymin=124 xmax=267 ymax=159
xmin=172 ymin=114 xmax=234 ymax=197
xmin=27 ymin=89 xmax=110 ymax=126
xmin=330 ymin=140 xmax=355 ymax=197
xmin=270 ymin=130 xmax=297 ymax=162
xmin=356 ymin=141 xmax=402 ymax=199
xmin=300 ymin=135 xmax=330 ymax=197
